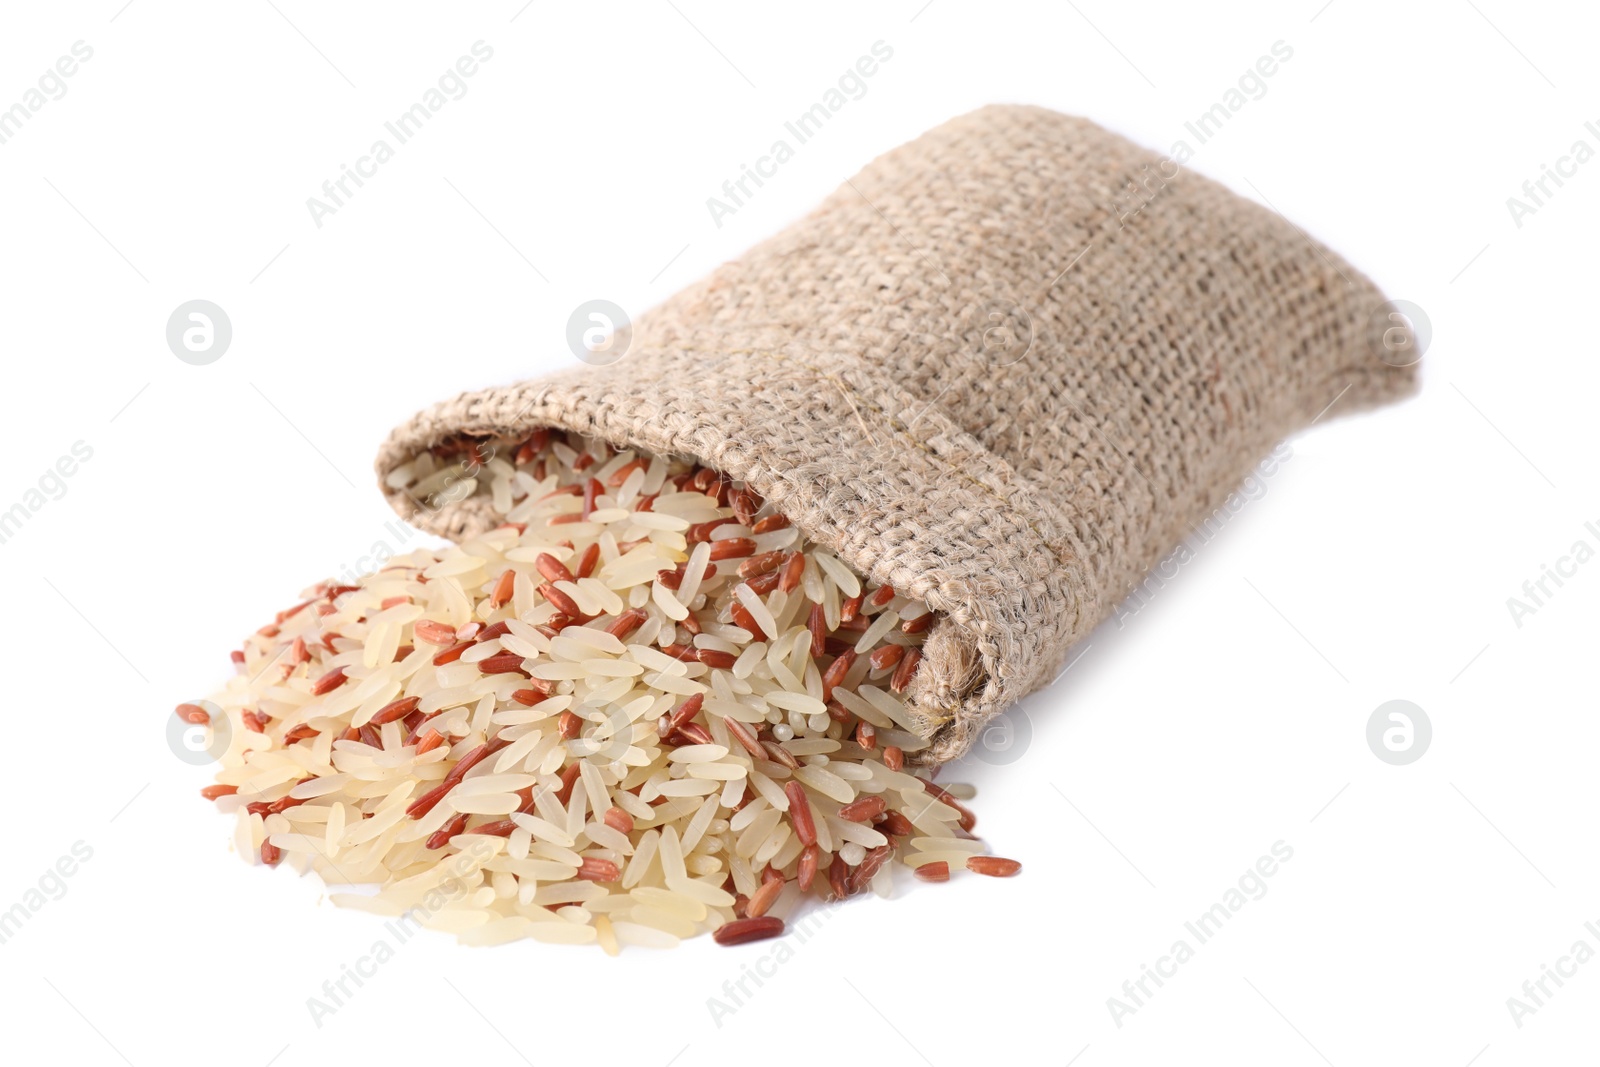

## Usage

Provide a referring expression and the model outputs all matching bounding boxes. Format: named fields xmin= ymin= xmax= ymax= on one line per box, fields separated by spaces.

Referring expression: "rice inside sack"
xmin=190 ymin=431 xmax=1013 ymax=951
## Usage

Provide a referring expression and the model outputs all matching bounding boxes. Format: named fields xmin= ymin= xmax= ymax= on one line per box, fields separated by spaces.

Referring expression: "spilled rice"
xmin=184 ymin=430 xmax=1017 ymax=951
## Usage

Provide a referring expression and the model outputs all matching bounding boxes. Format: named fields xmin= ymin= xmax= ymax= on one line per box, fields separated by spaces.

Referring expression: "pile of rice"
xmin=183 ymin=430 xmax=1017 ymax=951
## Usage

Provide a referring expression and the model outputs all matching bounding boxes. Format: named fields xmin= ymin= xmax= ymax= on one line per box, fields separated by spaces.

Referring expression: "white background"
xmin=0 ymin=2 xmax=1594 ymax=1065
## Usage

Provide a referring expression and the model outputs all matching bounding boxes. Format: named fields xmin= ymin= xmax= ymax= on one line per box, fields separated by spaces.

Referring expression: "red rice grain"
xmin=728 ymin=601 xmax=767 ymax=642
xmin=965 ymin=856 xmax=1022 ymax=877
xmin=837 ymin=796 xmax=887 ymax=823
xmin=840 ymin=592 xmax=864 ymax=624
xmin=878 ymin=811 xmax=916 ymax=837
xmin=713 ymin=917 xmax=785 ymax=946
xmin=798 ymin=844 xmax=820 ymax=891
xmin=309 ymin=667 xmax=346 ymax=696
xmin=673 ymin=722 xmax=713 ymax=747
xmin=921 ymin=781 xmax=978 ymax=833
xmin=847 ymin=846 xmax=893 ymax=895
xmin=175 ymin=703 xmax=210 ymax=725
xmin=432 ymin=641 xmax=470 ymax=666
xmin=761 ymin=740 xmax=800 ymax=771
xmin=891 ymin=647 xmax=923 ymax=693
xmin=577 ymin=858 xmax=621 ymax=883
xmin=605 ymin=608 xmax=647 ymax=640
xmin=535 ymin=553 xmax=575 ymax=584
xmin=738 ymin=551 xmax=786 ymax=579
xmin=731 ymin=487 xmax=760 ymax=526
xmin=745 ymin=876 xmax=783 ymax=918
xmin=820 ymin=648 xmax=856 ymax=701
xmin=489 ymin=568 xmax=516 ymax=608
xmin=537 ymin=583 xmax=582 ymax=617
xmin=427 ymin=813 xmax=470 ymax=849
xmin=553 ymin=763 xmax=582 ymax=806
xmin=828 ymin=854 xmax=850 ymax=900
xmin=707 ymin=537 xmax=757 ymax=561
xmin=478 ymin=651 xmax=529 ymax=675
xmin=724 ymin=717 xmax=765 ymax=760
xmin=745 ymin=570 xmax=780 ymax=595
xmin=607 ymin=458 xmax=646 ymax=487
xmin=784 ymin=781 xmax=818 ymax=846
xmin=372 ymin=695 xmax=421 ymax=725
xmin=870 ymin=644 xmax=905 ymax=671
xmin=807 ymin=603 xmax=827 ymax=656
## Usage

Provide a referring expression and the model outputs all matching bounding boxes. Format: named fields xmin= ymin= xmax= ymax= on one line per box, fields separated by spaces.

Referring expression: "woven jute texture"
xmin=376 ymin=105 xmax=1418 ymax=764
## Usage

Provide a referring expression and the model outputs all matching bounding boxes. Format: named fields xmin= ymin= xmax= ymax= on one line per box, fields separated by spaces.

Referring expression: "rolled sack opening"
xmin=374 ymin=407 xmax=1031 ymax=765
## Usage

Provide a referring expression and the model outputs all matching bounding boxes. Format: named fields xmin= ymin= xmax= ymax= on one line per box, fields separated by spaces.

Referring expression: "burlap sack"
xmin=376 ymin=105 xmax=1418 ymax=764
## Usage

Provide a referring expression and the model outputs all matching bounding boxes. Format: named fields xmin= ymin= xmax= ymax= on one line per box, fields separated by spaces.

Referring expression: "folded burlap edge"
xmin=375 ymin=343 xmax=1099 ymax=765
